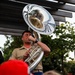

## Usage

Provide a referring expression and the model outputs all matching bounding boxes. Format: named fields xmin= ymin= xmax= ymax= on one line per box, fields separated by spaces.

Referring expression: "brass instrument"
xmin=22 ymin=4 xmax=56 ymax=71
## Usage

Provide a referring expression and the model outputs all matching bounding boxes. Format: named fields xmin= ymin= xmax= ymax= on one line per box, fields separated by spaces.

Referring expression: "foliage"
xmin=42 ymin=22 xmax=75 ymax=74
xmin=3 ymin=35 xmax=22 ymax=61
xmin=64 ymin=61 xmax=75 ymax=73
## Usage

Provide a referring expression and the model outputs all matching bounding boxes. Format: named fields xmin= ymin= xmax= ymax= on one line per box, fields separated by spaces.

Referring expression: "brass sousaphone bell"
xmin=22 ymin=4 xmax=56 ymax=71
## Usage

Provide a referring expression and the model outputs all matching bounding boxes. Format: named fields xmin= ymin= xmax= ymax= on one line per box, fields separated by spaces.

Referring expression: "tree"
xmin=64 ymin=60 xmax=75 ymax=75
xmin=3 ymin=35 xmax=22 ymax=61
xmin=42 ymin=22 xmax=75 ymax=74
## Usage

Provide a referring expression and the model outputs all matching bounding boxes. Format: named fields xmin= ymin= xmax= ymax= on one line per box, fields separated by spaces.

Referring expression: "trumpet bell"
xmin=23 ymin=4 xmax=56 ymax=35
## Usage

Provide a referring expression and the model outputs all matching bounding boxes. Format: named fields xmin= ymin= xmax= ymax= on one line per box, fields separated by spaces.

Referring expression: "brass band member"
xmin=9 ymin=30 xmax=50 ymax=75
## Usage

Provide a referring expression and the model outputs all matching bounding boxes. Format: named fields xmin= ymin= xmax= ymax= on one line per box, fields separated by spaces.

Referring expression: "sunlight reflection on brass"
xmin=29 ymin=10 xmax=44 ymax=29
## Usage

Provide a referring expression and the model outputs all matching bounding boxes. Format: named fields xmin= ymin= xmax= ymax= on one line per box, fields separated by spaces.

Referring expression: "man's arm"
xmin=9 ymin=49 xmax=17 ymax=60
xmin=29 ymin=36 xmax=50 ymax=52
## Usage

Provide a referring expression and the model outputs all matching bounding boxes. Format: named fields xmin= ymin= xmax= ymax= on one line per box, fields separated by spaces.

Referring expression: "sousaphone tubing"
xmin=22 ymin=4 xmax=56 ymax=71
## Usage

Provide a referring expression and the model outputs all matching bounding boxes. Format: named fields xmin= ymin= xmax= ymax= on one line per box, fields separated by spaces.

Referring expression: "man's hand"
xmin=23 ymin=50 xmax=30 ymax=61
xmin=28 ymin=35 xmax=36 ymax=42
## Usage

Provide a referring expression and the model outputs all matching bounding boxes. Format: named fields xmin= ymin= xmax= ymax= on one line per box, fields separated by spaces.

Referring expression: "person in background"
xmin=0 ymin=51 xmax=4 ymax=64
xmin=9 ymin=30 xmax=50 ymax=75
xmin=43 ymin=70 xmax=61 ymax=75
xmin=0 ymin=60 xmax=33 ymax=75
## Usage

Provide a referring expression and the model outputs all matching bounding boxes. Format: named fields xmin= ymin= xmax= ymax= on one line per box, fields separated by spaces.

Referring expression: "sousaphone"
xmin=22 ymin=4 xmax=56 ymax=71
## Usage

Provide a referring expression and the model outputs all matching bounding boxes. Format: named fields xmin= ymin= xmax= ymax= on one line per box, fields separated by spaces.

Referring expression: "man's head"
xmin=44 ymin=70 xmax=61 ymax=75
xmin=22 ymin=30 xmax=32 ymax=38
xmin=0 ymin=60 xmax=32 ymax=75
xmin=22 ymin=30 xmax=32 ymax=43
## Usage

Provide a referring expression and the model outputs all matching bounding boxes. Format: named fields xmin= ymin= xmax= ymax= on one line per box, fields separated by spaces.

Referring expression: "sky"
xmin=0 ymin=35 xmax=6 ymax=48
xmin=66 ymin=12 xmax=75 ymax=24
xmin=66 ymin=12 xmax=75 ymax=61
xmin=0 ymin=12 xmax=75 ymax=61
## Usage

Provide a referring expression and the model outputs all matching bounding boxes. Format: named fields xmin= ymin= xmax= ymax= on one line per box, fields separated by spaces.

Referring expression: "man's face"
xmin=22 ymin=32 xmax=32 ymax=43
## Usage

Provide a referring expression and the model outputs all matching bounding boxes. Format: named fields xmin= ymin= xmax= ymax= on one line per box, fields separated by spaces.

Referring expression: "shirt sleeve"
xmin=9 ymin=49 xmax=17 ymax=60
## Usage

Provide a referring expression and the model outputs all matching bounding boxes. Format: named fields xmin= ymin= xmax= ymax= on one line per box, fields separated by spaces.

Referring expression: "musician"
xmin=9 ymin=30 xmax=50 ymax=75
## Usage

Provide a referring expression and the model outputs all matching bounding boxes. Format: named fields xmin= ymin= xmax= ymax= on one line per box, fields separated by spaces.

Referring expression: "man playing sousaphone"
xmin=9 ymin=30 xmax=50 ymax=75
xmin=9 ymin=3 xmax=56 ymax=75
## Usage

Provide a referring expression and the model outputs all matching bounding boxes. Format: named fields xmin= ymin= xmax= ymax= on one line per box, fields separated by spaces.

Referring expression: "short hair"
xmin=44 ymin=70 xmax=61 ymax=75
xmin=22 ymin=30 xmax=32 ymax=37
